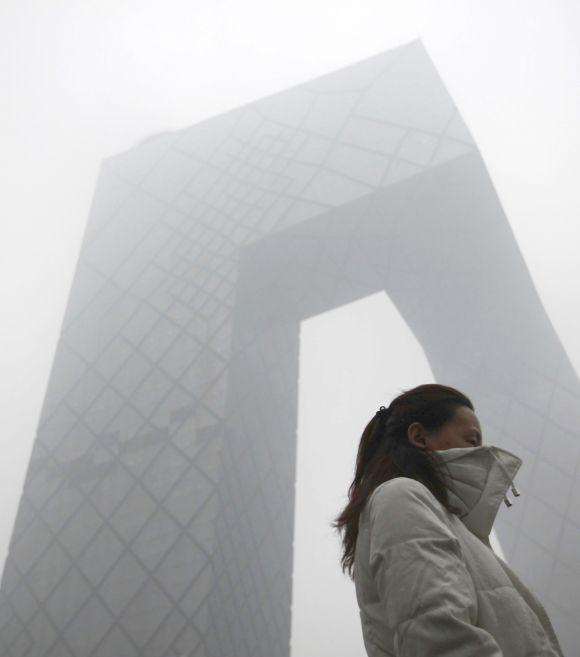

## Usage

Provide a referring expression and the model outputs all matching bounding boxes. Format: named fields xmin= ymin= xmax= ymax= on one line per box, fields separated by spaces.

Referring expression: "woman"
xmin=333 ymin=383 xmax=564 ymax=656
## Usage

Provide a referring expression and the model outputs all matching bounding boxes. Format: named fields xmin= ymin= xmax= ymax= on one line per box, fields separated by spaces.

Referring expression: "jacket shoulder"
xmin=367 ymin=476 xmax=452 ymax=535
xmin=369 ymin=476 xmax=438 ymax=509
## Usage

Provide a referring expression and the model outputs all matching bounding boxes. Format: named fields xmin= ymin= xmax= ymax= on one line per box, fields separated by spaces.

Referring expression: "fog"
xmin=1 ymin=0 xmax=579 ymax=654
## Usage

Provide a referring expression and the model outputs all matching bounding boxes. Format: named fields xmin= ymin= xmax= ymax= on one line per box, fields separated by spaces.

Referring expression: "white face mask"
xmin=432 ymin=445 xmax=523 ymax=539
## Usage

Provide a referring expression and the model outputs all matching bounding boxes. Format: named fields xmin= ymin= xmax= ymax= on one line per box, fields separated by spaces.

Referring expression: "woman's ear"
xmin=407 ymin=421 xmax=429 ymax=450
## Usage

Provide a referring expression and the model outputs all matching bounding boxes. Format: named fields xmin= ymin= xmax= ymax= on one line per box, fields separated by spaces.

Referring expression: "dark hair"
xmin=332 ymin=383 xmax=474 ymax=579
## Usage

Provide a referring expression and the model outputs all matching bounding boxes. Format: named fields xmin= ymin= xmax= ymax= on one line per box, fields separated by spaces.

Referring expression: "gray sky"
xmin=1 ymin=2 xmax=579 ymax=640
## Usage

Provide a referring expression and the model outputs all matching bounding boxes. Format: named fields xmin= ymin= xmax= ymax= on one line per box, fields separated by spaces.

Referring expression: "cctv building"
xmin=0 ymin=40 xmax=578 ymax=656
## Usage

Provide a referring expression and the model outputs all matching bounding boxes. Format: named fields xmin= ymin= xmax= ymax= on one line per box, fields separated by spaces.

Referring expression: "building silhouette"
xmin=0 ymin=39 xmax=578 ymax=656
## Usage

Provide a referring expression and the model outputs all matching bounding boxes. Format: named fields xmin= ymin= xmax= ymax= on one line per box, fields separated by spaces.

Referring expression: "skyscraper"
xmin=1 ymin=39 xmax=577 ymax=656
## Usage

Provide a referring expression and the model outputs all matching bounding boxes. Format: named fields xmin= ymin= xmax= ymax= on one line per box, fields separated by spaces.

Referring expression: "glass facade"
xmin=0 ymin=39 xmax=577 ymax=656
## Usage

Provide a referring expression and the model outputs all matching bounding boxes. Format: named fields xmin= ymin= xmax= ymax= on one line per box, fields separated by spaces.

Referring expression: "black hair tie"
xmin=375 ymin=405 xmax=390 ymax=418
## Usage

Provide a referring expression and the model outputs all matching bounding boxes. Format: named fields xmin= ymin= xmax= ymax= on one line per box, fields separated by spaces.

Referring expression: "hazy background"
xmin=1 ymin=1 xmax=579 ymax=648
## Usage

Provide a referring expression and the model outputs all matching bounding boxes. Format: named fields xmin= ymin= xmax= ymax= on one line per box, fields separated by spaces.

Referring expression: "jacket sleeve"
xmin=368 ymin=477 xmax=504 ymax=657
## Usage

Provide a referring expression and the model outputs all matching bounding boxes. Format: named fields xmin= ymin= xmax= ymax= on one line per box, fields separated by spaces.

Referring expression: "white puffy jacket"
xmin=353 ymin=445 xmax=564 ymax=656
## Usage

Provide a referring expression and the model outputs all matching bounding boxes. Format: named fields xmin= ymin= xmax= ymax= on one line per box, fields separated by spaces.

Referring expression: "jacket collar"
xmin=432 ymin=445 xmax=523 ymax=540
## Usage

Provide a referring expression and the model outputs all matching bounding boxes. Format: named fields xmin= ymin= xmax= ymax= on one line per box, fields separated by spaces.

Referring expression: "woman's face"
xmin=407 ymin=406 xmax=483 ymax=451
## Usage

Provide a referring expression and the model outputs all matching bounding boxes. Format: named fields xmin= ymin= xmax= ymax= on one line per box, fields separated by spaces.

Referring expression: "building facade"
xmin=0 ymin=40 xmax=578 ymax=656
